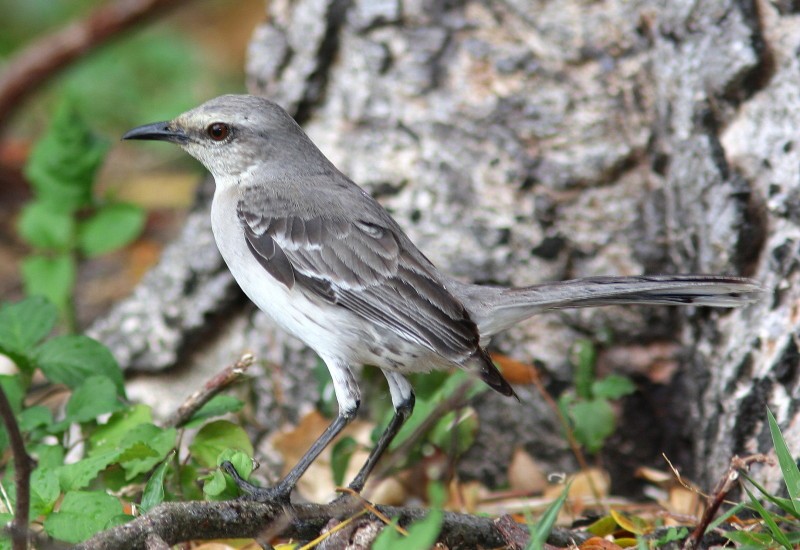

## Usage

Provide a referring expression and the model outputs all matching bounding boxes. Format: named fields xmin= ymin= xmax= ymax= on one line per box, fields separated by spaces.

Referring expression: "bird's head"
xmin=123 ymin=94 xmax=327 ymax=186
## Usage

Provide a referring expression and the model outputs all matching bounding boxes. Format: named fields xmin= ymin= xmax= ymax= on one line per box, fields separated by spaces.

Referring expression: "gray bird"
xmin=123 ymin=94 xmax=761 ymax=501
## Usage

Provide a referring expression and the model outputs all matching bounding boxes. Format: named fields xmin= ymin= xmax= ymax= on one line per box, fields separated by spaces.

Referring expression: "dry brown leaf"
xmin=508 ymin=447 xmax=547 ymax=494
xmin=364 ymin=475 xmax=407 ymax=506
xmin=634 ymin=466 xmax=672 ymax=485
xmin=665 ymin=486 xmax=703 ymax=517
xmin=596 ymin=343 xmax=680 ymax=383
xmin=490 ymin=353 xmax=538 ymax=384
xmin=446 ymin=478 xmax=488 ymax=513
xmin=542 ymin=468 xmax=610 ymax=501
xmin=578 ymin=536 xmax=625 ymax=550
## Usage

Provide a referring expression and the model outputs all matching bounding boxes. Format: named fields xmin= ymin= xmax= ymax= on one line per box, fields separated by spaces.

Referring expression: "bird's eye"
xmin=207 ymin=122 xmax=230 ymax=141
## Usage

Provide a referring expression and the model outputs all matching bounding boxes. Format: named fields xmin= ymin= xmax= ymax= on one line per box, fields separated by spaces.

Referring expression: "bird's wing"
xmin=236 ymin=193 xmax=480 ymax=363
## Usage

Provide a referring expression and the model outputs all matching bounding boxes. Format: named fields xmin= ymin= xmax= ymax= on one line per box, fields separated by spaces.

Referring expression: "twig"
xmin=682 ymin=453 xmax=773 ymax=550
xmin=336 ymin=487 xmax=407 ymax=535
xmin=297 ymin=508 xmax=369 ymax=550
xmin=165 ymin=353 xmax=255 ymax=428
xmin=0 ymin=0 xmax=194 ymax=128
xmin=73 ymin=498 xmax=511 ymax=550
xmin=0 ymin=386 xmax=33 ymax=550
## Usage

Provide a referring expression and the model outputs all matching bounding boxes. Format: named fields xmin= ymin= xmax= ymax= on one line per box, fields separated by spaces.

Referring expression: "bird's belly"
xmin=230 ymin=251 xmax=363 ymax=359
xmin=210 ymin=192 xmax=454 ymax=372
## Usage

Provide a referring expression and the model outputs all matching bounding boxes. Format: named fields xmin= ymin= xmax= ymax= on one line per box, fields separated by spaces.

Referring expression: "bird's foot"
xmin=220 ymin=460 xmax=292 ymax=503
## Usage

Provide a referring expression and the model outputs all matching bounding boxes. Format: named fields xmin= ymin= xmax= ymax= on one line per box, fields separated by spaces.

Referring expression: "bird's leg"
xmin=347 ymin=371 xmax=415 ymax=493
xmin=225 ymin=362 xmax=360 ymax=502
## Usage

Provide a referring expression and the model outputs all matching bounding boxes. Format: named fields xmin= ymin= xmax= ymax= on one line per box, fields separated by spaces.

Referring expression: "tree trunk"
xmin=89 ymin=0 xmax=799 ymax=494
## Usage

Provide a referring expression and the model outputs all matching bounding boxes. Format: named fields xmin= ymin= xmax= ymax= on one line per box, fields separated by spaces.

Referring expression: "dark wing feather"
xmin=237 ymin=194 xmax=480 ymax=363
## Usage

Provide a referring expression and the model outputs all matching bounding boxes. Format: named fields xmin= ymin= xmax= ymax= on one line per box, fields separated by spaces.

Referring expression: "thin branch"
xmin=682 ymin=453 xmax=773 ymax=550
xmin=0 ymin=0 xmax=194 ymax=128
xmin=164 ymin=353 xmax=255 ymax=428
xmin=0 ymin=386 xmax=33 ymax=550
xmin=73 ymin=498 xmax=512 ymax=550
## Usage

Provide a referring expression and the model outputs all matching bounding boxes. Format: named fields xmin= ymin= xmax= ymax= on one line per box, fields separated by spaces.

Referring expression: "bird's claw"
xmin=220 ymin=460 xmax=292 ymax=503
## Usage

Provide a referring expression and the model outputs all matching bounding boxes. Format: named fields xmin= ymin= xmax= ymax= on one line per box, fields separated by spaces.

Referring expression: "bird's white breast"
xmin=209 ymin=185 xmax=361 ymax=364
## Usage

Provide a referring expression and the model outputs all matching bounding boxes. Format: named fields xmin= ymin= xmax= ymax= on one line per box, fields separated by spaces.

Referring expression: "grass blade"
xmin=767 ymin=408 xmax=800 ymax=515
xmin=744 ymin=486 xmax=792 ymax=549
xmin=527 ymin=481 xmax=571 ymax=550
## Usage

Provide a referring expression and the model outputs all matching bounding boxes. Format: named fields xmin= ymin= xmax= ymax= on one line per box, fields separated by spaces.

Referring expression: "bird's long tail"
xmin=453 ymin=275 xmax=762 ymax=338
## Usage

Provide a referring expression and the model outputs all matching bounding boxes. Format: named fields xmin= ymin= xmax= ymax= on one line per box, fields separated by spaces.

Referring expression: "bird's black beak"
xmin=122 ymin=122 xmax=188 ymax=143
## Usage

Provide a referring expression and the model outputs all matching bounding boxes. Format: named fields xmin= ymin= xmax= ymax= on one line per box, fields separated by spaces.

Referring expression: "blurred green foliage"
xmin=0 ymin=296 xmax=254 ymax=545
xmin=59 ymin=30 xmax=209 ymax=132
xmin=0 ymin=0 xmax=102 ymax=55
xmin=558 ymin=339 xmax=636 ymax=454
xmin=19 ymin=98 xmax=146 ymax=327
xmin=0 ymin=0 xmax=241 ymax=137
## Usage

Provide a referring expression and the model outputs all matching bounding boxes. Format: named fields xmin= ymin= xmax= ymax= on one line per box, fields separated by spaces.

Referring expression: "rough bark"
xmin=90 ymin=0 xmax=798 ymax=495
xmin=75 ymin=499 xmax=546 ymax=550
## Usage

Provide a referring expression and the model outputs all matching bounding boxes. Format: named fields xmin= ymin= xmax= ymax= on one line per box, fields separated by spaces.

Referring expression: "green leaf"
xmin=373 ymin=483 xmax=445 ymax=550
xmin=184 ymin=395 xmax=244 ymax=428
xmin=30 ymin=443 xmax=64 ymax=469
xmin=217 ymin=448 xmax=253 ymax=476
xmin=571 ymin=339 xmax=596 ymax=400
xmin=35 ymin=335 xmax=125 ymax=395
xmin=89 ymin=404 xmax=152 ymax=451
xmin=18 ymin=405 xmax=53 ymax=432
xmin=189 ymin=420 xmax=254 ymax=468
xmin=25 ymin=99 xmax=109 ymax=212
xmin=178 ymin=464 xmax=203 ymax=501
xmin=58 ymin=450 xmax=122 ymax=491
xmin=586 ymin=515 xmax=618 ymax=537
xmin=314 ymin=358 xmax=337 ymax=418
xmin=741 ymin=471 xmax=800 ymax=520
xmin=0 ymin=375 xmax=25 ymax=414
xmin=116 ymin=425 xmax=177 ymax=480
xmin=0 ymin=296 xmax=57 ymax=358
xmin=77 ymin=202 xmax=145 ymax=257
xmin=202 ymin=469 xmax=228 ymax=498
xmin=429 ymin=408 xmax=479 ymax=456
xmin=30 ymin=467 xmax=61 ymax=517
xmin=65 ymin=376 xmax=121 ymax=423
xmin=654 ymin=526 xmax=688 ymax=545
xmin=0 ymin=513 xmax=13 ymax=550
xmin=389 ymin=370 xmax=484 ymax=451
xmin=706 ymin=502 xmax=745 ymax=534
xmin=21 ymin=254 xmax=76 ymax=314
xmin=745 ymin=486 xmax=792 ymax=550
xmin=331 ymin=436 xmax=357 ymax=486
xmin=565 ymin=398 xmax=616 ymax=454
xmin=140 ymin=455 xmax=172 ymax=512
xmin=591 ymin=375 xmax=636 ymax=400
xmin=767 ymin=408 xmax=800 ymax=515
xmin=43 ymin=490 xmax=122 ymax=543
xmin=528 ymin=481 xmax=572 ymax=550
xmin=205 ymin=450 xmax=255 ymax=500
xmin=722 ymin=530 xmax=774 ymax=546
xmin=17 ymin=201 xmax=75 ymax=251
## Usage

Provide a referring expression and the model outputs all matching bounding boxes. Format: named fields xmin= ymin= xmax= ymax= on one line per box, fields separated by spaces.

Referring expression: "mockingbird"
xmin=123 ymin=94 xmax=760 ymax=501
